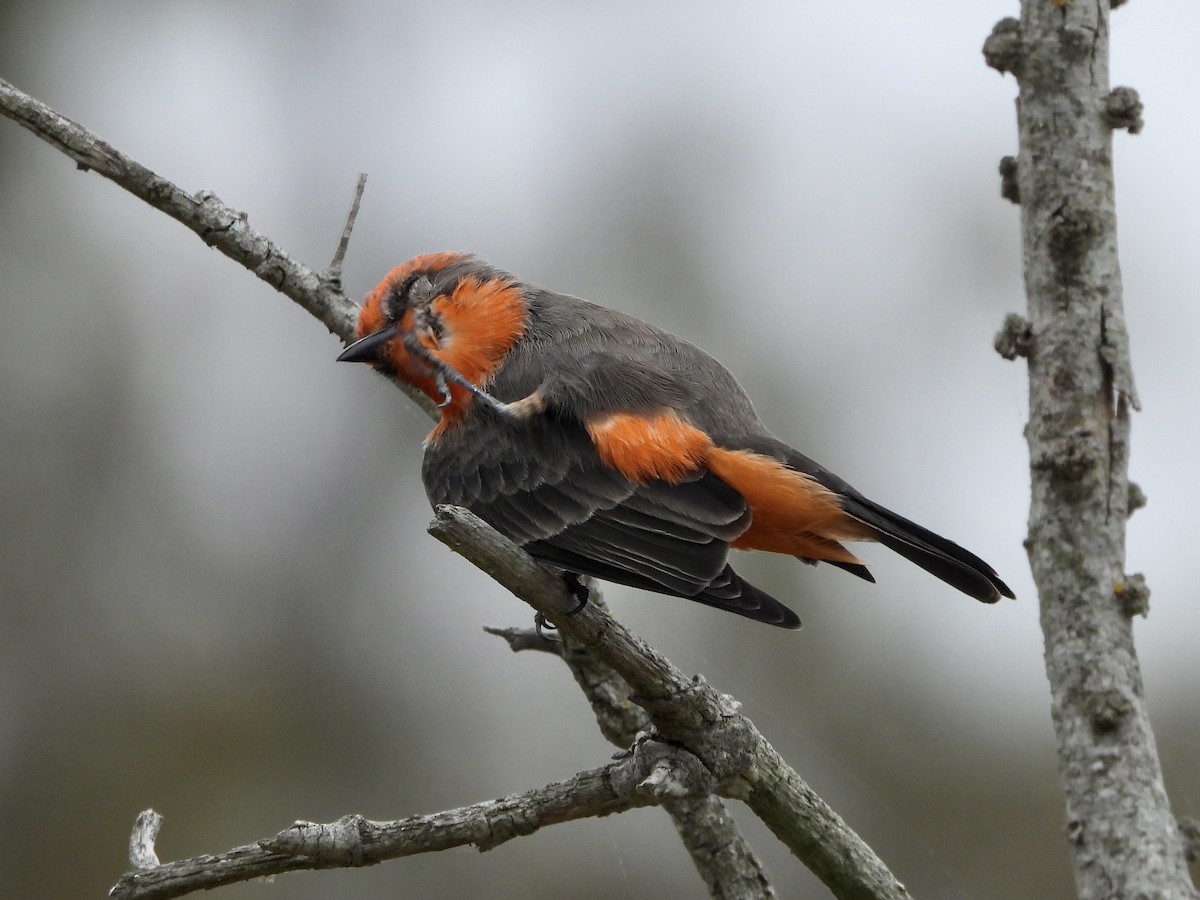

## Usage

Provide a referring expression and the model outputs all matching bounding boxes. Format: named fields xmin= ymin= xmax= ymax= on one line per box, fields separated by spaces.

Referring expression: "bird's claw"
xmin=532 ymin=576 xmax=589 ymax=641
xmin=533 ymin=611 xmax=560 ymax=642
xmin=562 ymin=573 xmax=590 ymax=616
xmin=434 ymin=372 xmax=452 ymax=407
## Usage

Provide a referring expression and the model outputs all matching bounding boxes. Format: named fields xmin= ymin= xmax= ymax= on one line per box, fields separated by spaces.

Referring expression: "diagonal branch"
xmin=0 ymin=79 xmax=352 ymax=341
xmin=0 ymin=76 xmax=436 ymax=416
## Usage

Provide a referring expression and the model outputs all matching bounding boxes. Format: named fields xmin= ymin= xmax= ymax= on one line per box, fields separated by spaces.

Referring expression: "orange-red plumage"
xmin=586 ymin=412 xmax=868 ymax=566
xmin=358 ymin=251 xmax=466 ymax=335
xmin=358 ymin=253 xmax=527 ymax=435
xmin=707 ymin=448 xmax=872 ymax=562
xmin=586 ymin=411 xmax=711 ymax=485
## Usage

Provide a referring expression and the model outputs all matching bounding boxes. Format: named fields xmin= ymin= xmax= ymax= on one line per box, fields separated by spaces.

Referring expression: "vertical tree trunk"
xmin=991 ymin=3 xmax=1196 ymax=897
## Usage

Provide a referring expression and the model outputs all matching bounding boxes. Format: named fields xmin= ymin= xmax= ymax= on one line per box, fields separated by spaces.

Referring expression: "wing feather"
xmin=422 ymin=413 xmax=800 ymax=627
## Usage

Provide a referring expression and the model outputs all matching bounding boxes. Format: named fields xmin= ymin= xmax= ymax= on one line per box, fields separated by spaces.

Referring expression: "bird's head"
xmin=338 ymin=252 xmax=529 ymax=415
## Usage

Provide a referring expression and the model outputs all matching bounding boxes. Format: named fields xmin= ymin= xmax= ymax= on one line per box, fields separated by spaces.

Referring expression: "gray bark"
xmin=112 ymin=749 xmax=701 ymax=899
xmin=987 ymin=5 xmax=1196 ymax=898
xmin=489 ymin=611 xmax=779 ymax=898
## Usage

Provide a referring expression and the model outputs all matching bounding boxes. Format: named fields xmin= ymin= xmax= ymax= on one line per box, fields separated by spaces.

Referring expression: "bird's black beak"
xmin=338 ymin=324 xmax=400 ymax=364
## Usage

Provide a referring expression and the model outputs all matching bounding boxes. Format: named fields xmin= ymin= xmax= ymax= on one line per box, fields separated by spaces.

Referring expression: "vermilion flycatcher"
xmin=339 ymin=252 xmax=1012 ymax=628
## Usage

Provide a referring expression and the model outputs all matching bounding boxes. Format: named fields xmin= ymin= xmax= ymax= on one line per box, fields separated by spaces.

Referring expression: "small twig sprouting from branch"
xmin=1126 ymin=482 xmax=1147 ymax=518
xmin=326 ymin=173 xmax=368 ymax=286
xmin=1179 ymin=816 xmax=1199 ymax=863
xmin=482 ymin=624 xmax=563 ymax=654
xmin=999 ymin=155 xmax=1020 ymax=205
xmin=129 ymin=810 xmax=164 ymax=870
xmin=982 ymin=17 xmax=1022 ymax=76
xmin=1104 ymin=87 xmax=1144 ymax=135
xmin=994 ymin=312 xmax=1034 ymax=360
xmin=1114 ymin=573 xmax=1150 ymax=619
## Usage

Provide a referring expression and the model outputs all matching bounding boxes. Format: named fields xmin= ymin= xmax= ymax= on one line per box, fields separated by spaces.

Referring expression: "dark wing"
xmin=422 ymin=413 xmax=801 ymax=628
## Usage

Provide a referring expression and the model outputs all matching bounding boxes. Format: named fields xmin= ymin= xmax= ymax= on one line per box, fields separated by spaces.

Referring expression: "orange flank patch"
xmin=705 ymin=448 xmax=874 ymax=564
xmin=587 ymin=412 xmax=714 ymax=485
xmin=587 ymin=413 xmax=873 ymax=565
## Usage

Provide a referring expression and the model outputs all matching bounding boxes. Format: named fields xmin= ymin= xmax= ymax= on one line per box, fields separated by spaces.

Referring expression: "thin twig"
xmin=326 ymin=172 xmax=368 ymax=286
xmin=482 ymin=624 xmax=563 ymax=655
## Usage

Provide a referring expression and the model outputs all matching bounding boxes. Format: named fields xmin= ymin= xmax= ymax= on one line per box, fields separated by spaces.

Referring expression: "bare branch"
xmin=989 ymin=4 xmax=1196 ymax=897
xmin=0 ymin=78 xmax=353 ymax=341
xmin=664 ymin=795 xmax=778 ymax=899
xmin=560 ymin=616 xmax=777 ymax=896
xmin=431 ymin=505 xmax=910 ymax=900
xmin=111 ymin=746 xmax=705 ymax=900
xmin=0 ymin=76 xmax=436 ymax=416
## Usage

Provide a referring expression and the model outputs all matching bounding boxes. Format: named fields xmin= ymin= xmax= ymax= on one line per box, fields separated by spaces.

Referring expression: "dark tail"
xmin=746 ymin=436 xmax=1014 ymax=603
xmin=843 ymin=497 xmax=1014 ymax=602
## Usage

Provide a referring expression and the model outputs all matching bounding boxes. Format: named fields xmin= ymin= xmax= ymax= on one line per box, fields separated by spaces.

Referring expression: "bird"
xmin=338 ymin=251 xmax=1013 ymax=629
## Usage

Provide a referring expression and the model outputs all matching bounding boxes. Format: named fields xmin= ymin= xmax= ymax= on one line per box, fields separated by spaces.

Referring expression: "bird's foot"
xmin=533 ymin=611 xmax=559 ymax=642
xmin=561 ymin=573 xmax=590 ymax=616
xmin=531 ymin=575 xmax=589 ymax=642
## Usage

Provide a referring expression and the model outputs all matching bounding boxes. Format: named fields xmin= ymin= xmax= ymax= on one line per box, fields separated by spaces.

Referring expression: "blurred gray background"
xmin=2 ymin=3 xmax=1197 ymax=898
